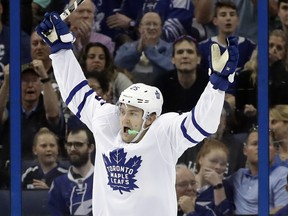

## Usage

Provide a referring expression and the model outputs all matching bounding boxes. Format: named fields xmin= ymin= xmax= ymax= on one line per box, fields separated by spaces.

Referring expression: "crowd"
xmin=0 ymin=0 xmax=288 ymax=215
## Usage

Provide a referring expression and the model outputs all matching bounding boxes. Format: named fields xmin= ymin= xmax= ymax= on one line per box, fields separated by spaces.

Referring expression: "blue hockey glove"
xmin=208 ymin=36 xmax=239 ymax=91
xmin=36 ymin=12 xmax=74 ymax=53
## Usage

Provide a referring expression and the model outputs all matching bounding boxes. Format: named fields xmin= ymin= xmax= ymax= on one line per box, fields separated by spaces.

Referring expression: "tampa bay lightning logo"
xmin=102 ymin=148 xmax=142 ymax=194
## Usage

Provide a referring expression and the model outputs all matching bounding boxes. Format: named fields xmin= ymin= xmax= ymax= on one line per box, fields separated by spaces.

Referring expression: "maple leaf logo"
xmin=102 ymin=148 xmax=142 ymax=194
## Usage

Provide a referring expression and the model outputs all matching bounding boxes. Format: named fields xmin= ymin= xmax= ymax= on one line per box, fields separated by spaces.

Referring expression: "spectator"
xmin=155 ymin=35 xmax=208 ymax=114
xmin=198 ymin=1 xmax=256 ymax=97
xmin=115 ymin=11 xmax=174 ymax=85
xmin=30 ymin=31 xmax=54 ymax=81
xmin=48 ymin=127 xmax=95 ymax=216
xmin=176 ymin=164 xmax=197 ymax=216
xmin=269 ymin=29 xmax=288 ymax=105
xmin=231 ymin=126 xmax=288 ymax=215
xmin=269 ymin=105 xmax=288 ymax=168
xmin=275 ymin=0 xmax=288 ymax=41
xmin=0 ymin=0 xmax=31 ymax=80
xmin=274 ymin=174 xmax=288 ymax=216
xmin=94 ymin=0 xmax=194 ymax=44
xmin=67 ymin=0 xmax=114 ymax=58
xmin=194 ymin=0 xmax=257 ymax=43
xmin=81 ymin=42 xmax=132 ymax=103
xmin=36 ymin=12 xmax=239 ymax=215
xmin=0 ymin=63 xmax=65 ymax=160
xmin=187 ymin=138 xmax=234 ymax=216
xmin=235 ymin=48 xmax=258 ymax=132
xmin=22 ymin=127 xmax=68 ymax=189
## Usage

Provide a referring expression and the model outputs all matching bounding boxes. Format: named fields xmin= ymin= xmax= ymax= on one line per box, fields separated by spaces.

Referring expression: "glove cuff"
xmin=209 ymin=72 xmax=230 ymax=91
xmin=51 ymin=42 xmax=73 ymax=53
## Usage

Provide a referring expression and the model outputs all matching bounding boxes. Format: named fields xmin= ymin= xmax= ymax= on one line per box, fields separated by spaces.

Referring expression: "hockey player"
xmin=36 ymin=12 xmax=238 ymax=216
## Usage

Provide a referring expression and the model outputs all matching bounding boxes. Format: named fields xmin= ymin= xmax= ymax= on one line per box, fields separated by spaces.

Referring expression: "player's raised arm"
xmin=209 ymin=36 xmax=239 ymax=92
xmin=174 ymin=35 xmax=239 ymax=147
xmin=36 ymin=12 xmax=106 ymax=130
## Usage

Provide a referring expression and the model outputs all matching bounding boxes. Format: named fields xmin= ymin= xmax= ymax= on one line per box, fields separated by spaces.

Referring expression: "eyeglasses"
xmin=176 ymin=180 xmax=196 ymax=189
xmin=65 ymin=141 xmax=86 ymax=149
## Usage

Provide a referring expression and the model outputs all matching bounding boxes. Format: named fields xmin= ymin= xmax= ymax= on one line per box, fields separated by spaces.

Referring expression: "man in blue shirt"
xmin=231 ymin=127 xmax=288 ymax=215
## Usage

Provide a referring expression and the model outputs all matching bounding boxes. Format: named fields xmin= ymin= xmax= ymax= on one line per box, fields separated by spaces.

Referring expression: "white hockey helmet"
xmin=119 ymin=83 xmax=163 ymax=119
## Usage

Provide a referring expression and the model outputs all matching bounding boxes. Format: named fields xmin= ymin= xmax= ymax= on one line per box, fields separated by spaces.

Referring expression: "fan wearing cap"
xmin=0 ymin=62 xmax=65 ymax=160
xmin=36 ymin=12 xmax=239 ymax=216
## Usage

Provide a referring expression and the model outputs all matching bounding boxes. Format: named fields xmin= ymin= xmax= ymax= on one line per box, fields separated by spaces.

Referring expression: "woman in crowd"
xmin=270 ymin=105 xmax=288 ymax=168
xmin=22 ymin=127 xmax=67 ymax=189
xmin=80 ymin=42 xmax=133 ymax=104
xmin=186 ymin=138 xmax=234 ymax=216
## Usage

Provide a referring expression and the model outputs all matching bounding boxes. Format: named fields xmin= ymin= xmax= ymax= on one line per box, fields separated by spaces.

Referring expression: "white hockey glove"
xmin=209 ymin=36 xmax=239 ymax=91
xmin=36 ymin=12 xmax=75 ymax=53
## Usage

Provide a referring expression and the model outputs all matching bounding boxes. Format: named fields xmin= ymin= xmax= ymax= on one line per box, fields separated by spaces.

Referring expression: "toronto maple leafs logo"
xmin=102 ymin=148 xmax=142 ymax=194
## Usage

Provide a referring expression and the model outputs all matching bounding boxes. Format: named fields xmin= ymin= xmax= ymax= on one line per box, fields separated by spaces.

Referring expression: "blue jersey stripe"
xmin=191 ymin=108 xmax=212 ymax=137
xmin=76 ymin=89 xmax=94 ymax=118
xmin=65 ymin=80 xmax=89 ymax=105
xmin=180 ymin=117 xmax=198 ymax=144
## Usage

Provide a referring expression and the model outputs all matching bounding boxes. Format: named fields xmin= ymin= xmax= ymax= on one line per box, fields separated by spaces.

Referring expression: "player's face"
xmin=85 ymin=46 xmax=106 ymax=72
xmin=119 ymin=104 xmax=144 ymax=143
xmin=31 ymin=32 xmax=51 ymax=61
xmin=172 ymin=40 xmax=200 ymax=73
xmin=213 ymin=7 xmax=238 ymax=35
xmin=278 ymin=2 xmax=288 ymax=27
xmin=33 ymin=134 xmax=59 ymax=166
xmin=199 ymin=149 xmax=227 ymax=175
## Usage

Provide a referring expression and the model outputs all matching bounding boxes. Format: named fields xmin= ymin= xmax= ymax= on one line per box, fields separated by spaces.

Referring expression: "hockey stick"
xmin=60 ymin=0 xmax=87 ymax=20
xmin=42 ymin=0 xmax=86 ymax=36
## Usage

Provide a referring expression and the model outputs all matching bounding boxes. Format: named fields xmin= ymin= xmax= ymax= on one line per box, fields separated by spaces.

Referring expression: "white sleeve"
xmin=162 ymin=82 xmax=225 ymax=157
xmin=50 ymin=49 xmax=108 ymax=130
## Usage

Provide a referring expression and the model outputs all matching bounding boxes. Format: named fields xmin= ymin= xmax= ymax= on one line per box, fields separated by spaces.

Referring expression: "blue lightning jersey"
xmin=51 ymin=49 xmax=225 ymax=216
xmin=48 ymin=166 xmax=94 ymax=216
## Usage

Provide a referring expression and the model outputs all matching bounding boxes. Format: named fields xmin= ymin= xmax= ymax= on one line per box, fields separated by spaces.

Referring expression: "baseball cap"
xmin=21 ymin=63 xmax=40 ymax=76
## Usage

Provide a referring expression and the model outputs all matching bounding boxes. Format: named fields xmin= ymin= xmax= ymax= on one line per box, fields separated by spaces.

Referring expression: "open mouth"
xmin=123 ymin=126 xmax=131 ymax=134
xmin=225 ymin=23 xmax=232 ymax=28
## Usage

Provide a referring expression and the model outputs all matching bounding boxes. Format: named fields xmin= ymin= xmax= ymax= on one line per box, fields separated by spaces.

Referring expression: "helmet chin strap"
xmin=130 ymin=116 xmax=151 ymax=143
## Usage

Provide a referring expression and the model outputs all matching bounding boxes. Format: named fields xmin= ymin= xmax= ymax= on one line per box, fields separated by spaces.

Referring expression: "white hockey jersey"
xmin=50 ymin=50 xmax=225 ymax=216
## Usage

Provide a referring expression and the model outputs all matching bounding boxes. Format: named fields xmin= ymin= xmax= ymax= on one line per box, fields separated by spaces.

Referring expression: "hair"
xmin=33 ymin=127 xmax=59 ymax=147
xmin=243 ymin=48 xmax=258 ymax=86
xmin=214 ymin=1 xmax=238 ymax=17
xmin=172 ymin=35 xmax=199 ymax=56
xmin=278 ymin=0 xmax=288 ymax=7
xmin=270 ymin=105 xmax=288 ymax=122
xmin=195 ymin=138 xmax=229 ymax=172
xmin=140 ymin=11 xmax=163 ymax=26
xmin=269 ymin=29 xmax=288 ymax=70
xmin=81 ymin=42 xmax=114 ymax=72
xmin=67 ymin=126 xmax=95 ymax=145
xmin=82 ymin=42 xmax=134 ymax=85
xmin=85 ymin=72 xmax=110 ymax=93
